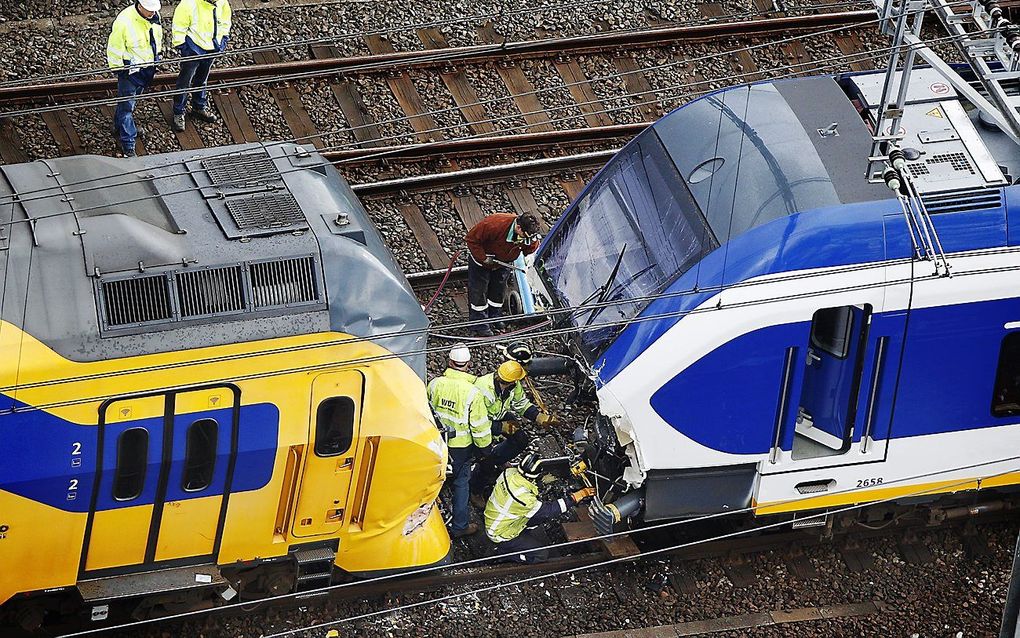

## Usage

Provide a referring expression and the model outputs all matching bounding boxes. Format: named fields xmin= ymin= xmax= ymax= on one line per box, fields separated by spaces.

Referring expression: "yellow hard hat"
xmin=497 ymin=360 xmax=527 ymax=383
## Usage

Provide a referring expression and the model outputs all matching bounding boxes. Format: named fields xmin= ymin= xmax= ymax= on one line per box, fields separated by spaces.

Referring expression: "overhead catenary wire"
xmin=0 ymin=0 xmax=987 ymax=213
xmin=0 ymin=0 xmax=871 ymax=88
xmin=55 ymin=452 xmax=1020 ymax=637
xmin=3 ymin=245 xmax=1017 ymax=415
xmin=0 ymin=1 xmax=977 ymax=209
xmin=0 ymin=23 xmax=969 ymax=218
xmin=0 ymin=8 xmax=880 ymax=119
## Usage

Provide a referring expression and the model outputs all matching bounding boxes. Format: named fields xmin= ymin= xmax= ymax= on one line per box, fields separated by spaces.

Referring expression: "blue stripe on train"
xmin=0 ymin=395 xmax=279 ymax=513
xmin=595 ymin=192 xmax=1010 ymax=384
xmin=648 ymin=297 xmax=1020 ymax=455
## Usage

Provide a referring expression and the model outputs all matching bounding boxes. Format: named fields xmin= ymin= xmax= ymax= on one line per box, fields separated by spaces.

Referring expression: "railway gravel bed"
xmin=113 ymin=519 xmax=1016 ymax=637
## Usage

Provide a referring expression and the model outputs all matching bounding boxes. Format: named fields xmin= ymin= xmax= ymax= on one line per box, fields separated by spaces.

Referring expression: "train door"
xmin=757 ymin=259 xmax=912 ymax=507
xmin=82 ymin=387 xmax=238 ymax=574
xmin=290 ymin=370 xmax=363 ymax=538
xmin=82 ymin=395 xmax=168 ymax=573
xmin=153 ymin=386 xmax=237 ymax=562
xmin=794 ymin=305 xmax=868 ymax=458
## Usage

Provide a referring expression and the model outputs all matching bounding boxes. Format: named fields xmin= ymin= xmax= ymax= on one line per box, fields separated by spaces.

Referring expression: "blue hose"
xmin=514 ymin=254 xmax=536 ymax=314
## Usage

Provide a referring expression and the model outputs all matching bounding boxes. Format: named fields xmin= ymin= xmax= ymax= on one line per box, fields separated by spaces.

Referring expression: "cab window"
xmin=315 ymin=397 xmax=355 ymax=457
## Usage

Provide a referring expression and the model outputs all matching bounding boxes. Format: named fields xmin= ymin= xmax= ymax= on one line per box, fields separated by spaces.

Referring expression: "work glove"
xmin=536 ymin=412 xmax=559 ymax=427
xmin=501 ymin=419 xmax=521 ymax=436
xmin=217 ymin=36 xmax=229 ymax=52
xmin=570 ymin=487 xmax=595 ymax=504
xmin=482 ymin=256 xmax=498 ymax=268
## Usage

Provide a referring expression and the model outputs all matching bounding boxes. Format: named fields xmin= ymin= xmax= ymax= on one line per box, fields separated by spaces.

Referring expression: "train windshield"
xmin=539 ymin=132 xmax=716 ymax=354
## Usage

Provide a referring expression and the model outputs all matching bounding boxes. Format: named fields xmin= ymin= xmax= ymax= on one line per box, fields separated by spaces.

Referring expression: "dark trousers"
xmin=173 ymin=55 xmax=215 ymax=115
xmin=494 ymin=527 xmax=552 ymax=564
xmin=114 ymin=71 xmax=153 ymax=153
xmin=471 ymin=430 xmax=530 ymax=497
xmin=467 ymin=257 xmax=510 ymax=319
xmin=449 ymin=446 xmax=474 ymax=533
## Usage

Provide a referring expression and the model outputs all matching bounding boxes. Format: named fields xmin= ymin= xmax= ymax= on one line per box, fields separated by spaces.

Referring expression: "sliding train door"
xmin=756 ymin=254 xmax=911 ymax=511
xmin=81 ymin=386 xmax=238 ymax=574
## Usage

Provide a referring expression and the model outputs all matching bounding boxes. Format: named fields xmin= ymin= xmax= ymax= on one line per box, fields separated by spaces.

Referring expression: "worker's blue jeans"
xmin=449 ymin=446 xmax=474 ymax=533
xmin=114 ymin=71 xmax=153 ymax=153
xmin=173 ymin=55 xmax=214 ymax=115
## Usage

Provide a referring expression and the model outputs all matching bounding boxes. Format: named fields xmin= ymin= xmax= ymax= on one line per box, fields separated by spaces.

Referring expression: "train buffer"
xmin=562 ymin=507 xmax=640 ymax=559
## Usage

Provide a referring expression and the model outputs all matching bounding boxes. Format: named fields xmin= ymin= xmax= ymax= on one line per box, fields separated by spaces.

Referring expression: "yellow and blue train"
xmin=0 ymin=144 xmax=449 ymax=631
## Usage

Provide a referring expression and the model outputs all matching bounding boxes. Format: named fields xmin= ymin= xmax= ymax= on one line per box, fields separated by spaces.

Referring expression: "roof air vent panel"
xmin=224 ymin=192 xmax=307 ymax=238
xmin=249 ymin=256 xmax=320 ymax=309
xmin=175 ymin=265 xmax=246 ymax=318
xmin=101 ymin=274 xmax=173 ymax=327
xmin=202 ymin=151 xmax=280 ymax=187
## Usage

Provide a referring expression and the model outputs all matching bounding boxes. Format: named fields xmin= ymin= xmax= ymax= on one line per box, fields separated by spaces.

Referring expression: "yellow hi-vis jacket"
xmin=172 ymin=0 xmax=232 ymax=52
xmin=427 ymin=368 xmax=491 ymax=449
xmin=483 ymin=467 xmax=540 ymax=543
xmin=106 ymin=5 xmax=163 ymax=71
xmin=475 ymin=372 xmax=533 ymax=422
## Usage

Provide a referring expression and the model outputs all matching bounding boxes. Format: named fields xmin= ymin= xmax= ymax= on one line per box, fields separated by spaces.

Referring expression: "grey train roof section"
xmin=0 ymin=143 xmax=429 ymax=379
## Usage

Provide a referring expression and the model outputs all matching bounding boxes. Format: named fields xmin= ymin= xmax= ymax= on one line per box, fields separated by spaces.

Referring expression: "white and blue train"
xmin=528 ymin=67 xmax=1020 ymax=525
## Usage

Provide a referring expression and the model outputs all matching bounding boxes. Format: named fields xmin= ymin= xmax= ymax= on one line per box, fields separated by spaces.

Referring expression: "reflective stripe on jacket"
xmin=172 ymin=0 xmax=232 ymax=52
xmin=107 ymin=6 xmax=163 ymax=70
xmin=475 ymin=373 xmax=533 ymax=422
xmin=483 ymin=468 xmax=540 ymax=543
xmin=427 ymin=368 xmax=491 ymax=449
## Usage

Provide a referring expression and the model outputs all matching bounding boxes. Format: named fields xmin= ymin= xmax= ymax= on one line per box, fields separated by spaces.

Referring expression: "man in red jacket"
xmin=465 ymin=212 xmax=541 ymax=336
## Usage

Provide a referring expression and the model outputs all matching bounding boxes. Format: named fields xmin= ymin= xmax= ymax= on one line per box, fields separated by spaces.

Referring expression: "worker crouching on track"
xmin=484 ymin=453 xmax=594 ymax=563
xmin=464 ymin=212 xmax=541 ymax=337
xmin=471 ymin=351 xmax=558 ymax=504
xmin=171 ymin=0 xmax=232 ymax=131
xmin=106 ymin=0 xmax=164 ymax=157
xmin=427 ymin=345 xmax=491 ymax=537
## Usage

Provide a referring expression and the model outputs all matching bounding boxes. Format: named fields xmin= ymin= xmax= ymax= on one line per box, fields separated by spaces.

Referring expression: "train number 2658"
xmin=856 ymin=477 xmax=883 ymax=488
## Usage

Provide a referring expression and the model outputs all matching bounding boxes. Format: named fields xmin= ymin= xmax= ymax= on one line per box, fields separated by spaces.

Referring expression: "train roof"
xmin=0 ymin=143 xmax=427 ymax=373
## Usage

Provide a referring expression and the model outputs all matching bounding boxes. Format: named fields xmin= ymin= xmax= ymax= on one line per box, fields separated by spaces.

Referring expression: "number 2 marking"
xmin=68 ymin=479 xmax=78 ymax=491
xmin=71 ymin=442 xmax=82 ymax=455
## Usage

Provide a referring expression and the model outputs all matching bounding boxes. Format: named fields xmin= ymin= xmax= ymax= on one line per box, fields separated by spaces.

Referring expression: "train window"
xmin=315 ymin=397 xmax=355 ymax=457
xmin=182 ymin=419 xmax=218 ymax=492
xmin=113 ymin=427 xmax=148 ymax=501
xmin=992 ymin=333 xmax=1020 ymax=416
xmin=809 ymin=306 xmax=854 ymax=359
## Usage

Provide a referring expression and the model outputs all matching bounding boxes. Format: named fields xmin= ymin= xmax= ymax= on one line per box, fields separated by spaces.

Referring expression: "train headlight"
xmin=402 ymin=500 xmax=435 ymax=536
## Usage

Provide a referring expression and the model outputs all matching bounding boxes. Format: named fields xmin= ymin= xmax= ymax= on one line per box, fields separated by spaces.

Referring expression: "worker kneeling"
xmin=472 ymin=354 xmax=558 ymax=502
xmin=483 ymin=453 xmax=593 ymax=563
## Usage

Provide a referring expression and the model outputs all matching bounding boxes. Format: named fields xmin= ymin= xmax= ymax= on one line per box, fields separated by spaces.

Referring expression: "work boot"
xmin=171 ymin=113 xmax=186 ymax=132
xmin=191 ymin=108 xmax=217 ymax=123
xmin=450 ymin=523 xmax=478 ymax=538
xmin=121 ymin=148 xmax=137 ymax=158
xmin=469 ymin=308 xmax=493 ymax=337
xmin=487 ymin=306 xmax=505 ymax=332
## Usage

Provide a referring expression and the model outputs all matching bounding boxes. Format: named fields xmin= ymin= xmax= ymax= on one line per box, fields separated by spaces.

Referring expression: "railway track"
xmin=70 ymin=499 xmax=1014 ymax=637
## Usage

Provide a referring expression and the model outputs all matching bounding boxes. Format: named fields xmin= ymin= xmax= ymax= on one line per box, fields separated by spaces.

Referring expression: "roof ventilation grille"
xmin=101 ymin=274 xmax=173 ymax=327
xmin=250 ymin=256 xmax=319 ymax=309
xmin=920 ymin=188 xmax=1003 ymax=215
xmin=226 ymin=192 xmax=305 ymax=231
xmin=202 ymin=151 xmax=280 ymax=187
xmin=175 ymin=265 xmax=246 ymax=318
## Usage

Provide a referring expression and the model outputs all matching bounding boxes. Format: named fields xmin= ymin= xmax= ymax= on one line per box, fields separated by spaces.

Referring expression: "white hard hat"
xmin=449 ymin=344 xmax=471 ymax=365
xmin=138 ymin=0 xmax=162 ymax=12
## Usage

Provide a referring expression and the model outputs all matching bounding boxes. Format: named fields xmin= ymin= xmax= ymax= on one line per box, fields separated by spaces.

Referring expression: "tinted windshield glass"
xmin=654 ymin=83 xmax=840 ymax=243
xmin=539 ymin=131 xmax=717 ymax=353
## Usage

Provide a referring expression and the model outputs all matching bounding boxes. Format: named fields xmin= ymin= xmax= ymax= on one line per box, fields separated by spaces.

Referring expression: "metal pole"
xmin=999 ymin=528 xmax=1020 ymax=638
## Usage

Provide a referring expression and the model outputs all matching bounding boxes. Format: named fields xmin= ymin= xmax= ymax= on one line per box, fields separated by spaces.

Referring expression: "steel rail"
xmin=0 ymin=10 xmax=873 ymax=104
